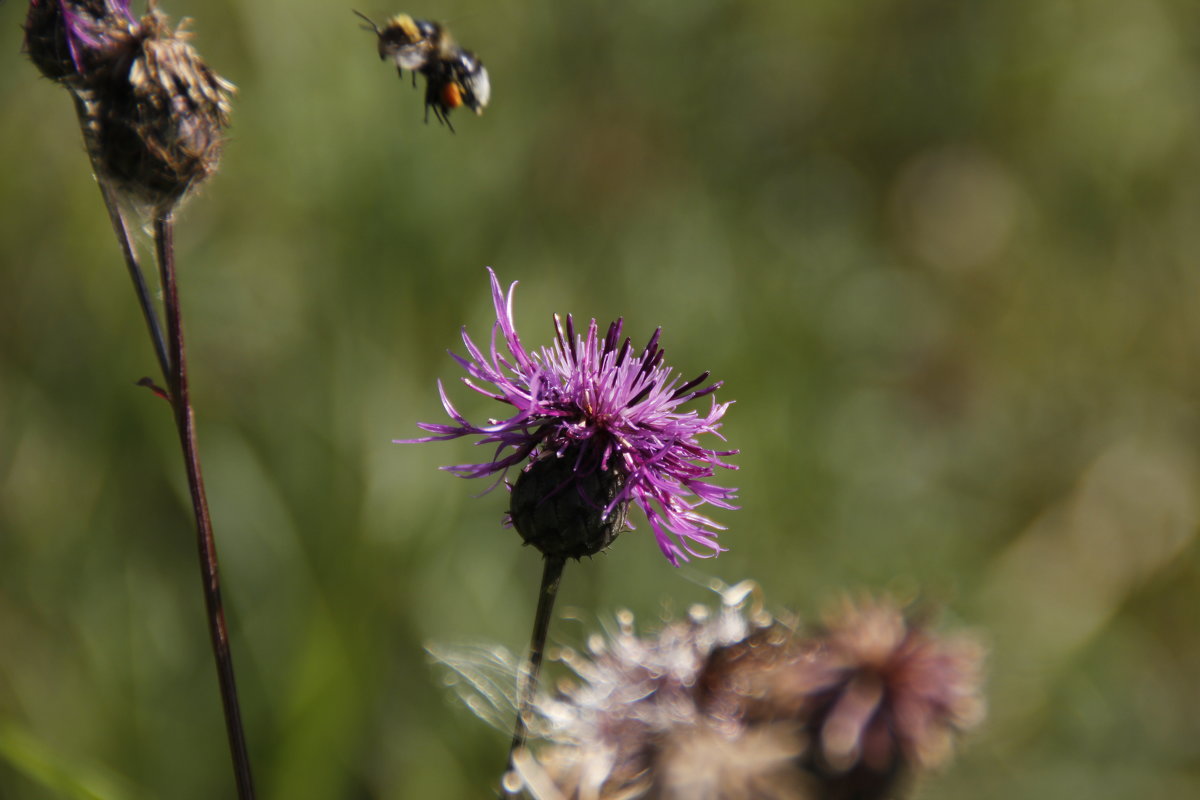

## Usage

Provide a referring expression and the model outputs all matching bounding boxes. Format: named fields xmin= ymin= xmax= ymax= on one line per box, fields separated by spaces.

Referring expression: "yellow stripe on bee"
xmin=385 ymin=14 xmax=421 ymax=41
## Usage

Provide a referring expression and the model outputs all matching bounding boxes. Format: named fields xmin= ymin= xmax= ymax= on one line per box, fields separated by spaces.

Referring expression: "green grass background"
xmin=2 ymin=0 xmax=1199 ymax=797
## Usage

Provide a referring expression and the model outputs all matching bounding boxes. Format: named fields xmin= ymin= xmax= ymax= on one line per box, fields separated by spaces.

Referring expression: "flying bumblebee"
xmin=354 ymin=11 xmax=490 ymax=132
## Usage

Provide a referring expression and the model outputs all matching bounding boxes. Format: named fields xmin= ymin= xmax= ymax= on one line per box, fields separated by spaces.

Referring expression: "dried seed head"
xmin=508 ymin=589 xmax=985 ymax=800
xmin=23 ymin=1 xmax=135 ymax=85
xmin=510 ymin=447 xmax=629 ymax=560
xmin=87 ymin=5 xmax=234 ymax=208
xmin=511 ymin=588 xmax=798 ymax=800
xmin=650 ymin=724 xmax=815 ymax=800
xmin=750 ymin=596 xmax=986 ymax=800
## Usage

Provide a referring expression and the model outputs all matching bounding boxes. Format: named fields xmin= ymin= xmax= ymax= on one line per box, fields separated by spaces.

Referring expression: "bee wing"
xmin=392 ymin=46 xmax=432 ymax=72
xmin=464 ymin=62 xmax=490 ymax=112
xmin=426 ymin=641 xmax=521 ymax=733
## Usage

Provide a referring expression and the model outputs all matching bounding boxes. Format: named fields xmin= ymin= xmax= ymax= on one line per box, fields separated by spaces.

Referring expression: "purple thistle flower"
xmin=401 ymin=268 xmax=738 ymax=566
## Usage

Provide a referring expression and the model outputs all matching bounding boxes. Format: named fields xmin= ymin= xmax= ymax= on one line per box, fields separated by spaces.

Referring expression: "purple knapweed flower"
xmin=401 ymin=268 xmax=737 ymax=566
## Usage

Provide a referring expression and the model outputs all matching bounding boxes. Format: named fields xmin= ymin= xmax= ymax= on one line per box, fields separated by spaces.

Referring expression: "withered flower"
xmin=87 ymin=3 xmax=234 ymax=208
xmin=505 ymin=590 xmax=985 ymax=800
xmin=776 ymin=597 xmax=986 ymax=798
xmin=25 ymin=0 xmax=234 ymax=210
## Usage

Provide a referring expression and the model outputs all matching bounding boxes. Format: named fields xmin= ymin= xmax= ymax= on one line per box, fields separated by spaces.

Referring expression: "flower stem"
xmin=509 ymin=555 xmax=567 ymax=763
xmin=155 ymin=212 xmax=256 ymax=800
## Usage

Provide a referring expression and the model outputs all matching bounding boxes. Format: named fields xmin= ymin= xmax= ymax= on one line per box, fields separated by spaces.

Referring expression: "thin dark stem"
xmin=509 ymin=555 xmax=567 ymax=763
xmin=71 ymin=94 xmax=171 ymax=379
xmin=155 ymin=212 xmax=257 ymax=800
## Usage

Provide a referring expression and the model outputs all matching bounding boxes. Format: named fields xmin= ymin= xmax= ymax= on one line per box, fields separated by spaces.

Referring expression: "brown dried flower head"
xmin=505 ymin=587 xmax=985 ymax=800
xmin=87 ymin=3 xmax=234 ymax=208
xmin=25 ymin=1 xmax=234 ymax=210
xmin=801 ymin=597 xmax=984 ymax=774
xmin=508 ymin=583 xmax=809 ymax=800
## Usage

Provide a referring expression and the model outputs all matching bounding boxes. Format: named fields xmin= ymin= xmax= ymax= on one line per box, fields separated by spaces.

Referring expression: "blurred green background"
xmin=2 ymin=0 xmax=1199 ymax=797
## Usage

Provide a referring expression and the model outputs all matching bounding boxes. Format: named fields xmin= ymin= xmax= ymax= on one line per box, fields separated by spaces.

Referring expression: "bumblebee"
xmin=354 ymin=11 xmax=490 ymax=132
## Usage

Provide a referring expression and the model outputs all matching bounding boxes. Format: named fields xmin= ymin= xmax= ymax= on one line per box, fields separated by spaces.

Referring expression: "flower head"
xmin=502 ymin=587 xmax=985 ymax=800
xmin=511 ymin=586 xmax=805 ymax=800
xmin=88 ymin=4 xmax=235 ymax=208
xmin=24 ymin=0 xmax=234 ymax=210
xmin=783 ymin=596 xmax=987 ymax=780
xmin=403 ymin=268 xmax=737 ymax=565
